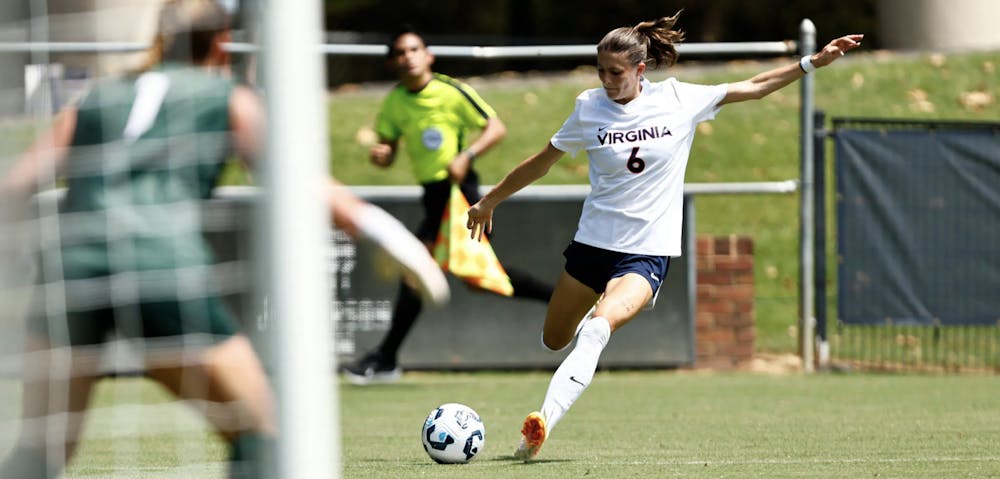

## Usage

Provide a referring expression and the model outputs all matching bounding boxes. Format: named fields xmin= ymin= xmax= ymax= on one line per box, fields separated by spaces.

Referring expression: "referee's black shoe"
xmin=343 ymin=351 xmax=402 ymax=385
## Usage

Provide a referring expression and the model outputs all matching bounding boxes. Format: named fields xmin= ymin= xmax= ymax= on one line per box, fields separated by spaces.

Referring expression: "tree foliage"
xmin=323 ymin=0 xmax=878 ymax=85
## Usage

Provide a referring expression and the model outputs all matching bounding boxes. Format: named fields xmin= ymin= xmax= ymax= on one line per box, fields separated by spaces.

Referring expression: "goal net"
xmin=0 ymin=1 xmax=336 ymax=477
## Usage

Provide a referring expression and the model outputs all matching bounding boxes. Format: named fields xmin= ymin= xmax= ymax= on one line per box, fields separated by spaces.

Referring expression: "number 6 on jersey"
xmin=627 ymin=146 xmax=645 ymax=173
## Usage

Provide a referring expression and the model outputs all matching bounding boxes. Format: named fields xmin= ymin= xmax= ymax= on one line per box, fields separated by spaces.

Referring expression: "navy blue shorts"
xmin=562 ymin=241 xmax=670 ymax=295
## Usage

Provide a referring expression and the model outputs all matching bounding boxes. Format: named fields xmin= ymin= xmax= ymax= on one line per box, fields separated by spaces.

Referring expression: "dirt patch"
xmin=743 ymin=353 xmax=803 ymax=374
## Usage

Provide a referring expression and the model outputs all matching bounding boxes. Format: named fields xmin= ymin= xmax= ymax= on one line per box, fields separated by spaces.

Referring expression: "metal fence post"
xmin=798 ymin=19 xmax=817 ymax=373
xmin=685 ymin=195 xmax=698 ymax=366
xmin=813 ymin=110 xmax=828 ymax=369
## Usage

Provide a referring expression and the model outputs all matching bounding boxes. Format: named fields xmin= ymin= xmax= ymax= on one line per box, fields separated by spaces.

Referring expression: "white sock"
xmin=539 ymin=316 xmax=611 ymax=434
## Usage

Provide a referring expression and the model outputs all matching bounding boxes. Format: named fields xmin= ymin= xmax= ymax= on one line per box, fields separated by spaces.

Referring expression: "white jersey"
xmin=550 ymin=77 xmax=727 ymax=256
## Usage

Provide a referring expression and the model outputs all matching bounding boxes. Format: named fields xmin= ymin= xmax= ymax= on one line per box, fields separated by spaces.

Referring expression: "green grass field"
xmin=5 ymin=371 xmax=997 ymax=478
xmin=340 ymin=371 xmax=1000 ymax=479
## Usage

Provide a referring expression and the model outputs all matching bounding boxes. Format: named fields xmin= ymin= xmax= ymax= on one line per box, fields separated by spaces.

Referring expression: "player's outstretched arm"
xmin=720 ymin=33 xmax=863 ymax=105
xmin=229 ymin=86 xmax=265 ymax=168
xmin=327 ymin=179 xmax=450 ymax=306
xmin=467 ymin=142 xmax=563 ymax=240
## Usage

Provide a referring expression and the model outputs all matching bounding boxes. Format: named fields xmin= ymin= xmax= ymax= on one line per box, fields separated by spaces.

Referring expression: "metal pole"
xmin=260 ymin=0 xmax=338 ymax=477
xmin=0 ymin=2 xmax=28 ymax=113
xmin=798 ymin=20 xmax=817 ymax=373
xmin=813 ymin=110 xmax=829 ymax=369
xmin=684 ymin=195 xmax=698 ymax=367
xmin=0 ymin=40 xmax=798 ymax=57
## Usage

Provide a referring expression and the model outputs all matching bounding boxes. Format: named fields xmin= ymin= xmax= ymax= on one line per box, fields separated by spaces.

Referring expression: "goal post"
xmin=259 ymin=0 xmax=339 ymax=477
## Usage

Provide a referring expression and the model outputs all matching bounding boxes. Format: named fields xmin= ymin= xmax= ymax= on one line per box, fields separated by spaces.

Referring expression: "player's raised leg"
xmin=539 ymin=271 xmax=600 ymax=352
xmin=516 ymin=317 xmax=611 ymax=461
xmin=327 ymin=180 xmax=449 ymax=307
xmin=517 ymin=272 xmax=651 ymax=461
xmin=515 ymin=272 xmax=598 ymax=460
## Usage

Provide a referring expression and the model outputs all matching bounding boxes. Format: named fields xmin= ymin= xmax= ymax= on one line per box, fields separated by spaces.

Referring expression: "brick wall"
xmin=695 ymin=235 xmax=755 ymax=369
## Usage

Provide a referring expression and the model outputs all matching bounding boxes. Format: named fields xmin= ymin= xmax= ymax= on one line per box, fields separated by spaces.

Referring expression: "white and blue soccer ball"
xmin=420 ymin=403 xmax=486 ymax=464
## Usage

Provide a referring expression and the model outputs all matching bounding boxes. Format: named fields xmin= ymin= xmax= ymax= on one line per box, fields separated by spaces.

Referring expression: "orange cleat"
xmin=513 ymin=411 xmax=547 ymax=461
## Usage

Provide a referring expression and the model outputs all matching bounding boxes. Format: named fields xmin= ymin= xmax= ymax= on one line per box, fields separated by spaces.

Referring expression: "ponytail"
xmin=597 ymin=11 xmax=685 ymax=69
xmin=136 ymin=36 xmax=166 ymax=73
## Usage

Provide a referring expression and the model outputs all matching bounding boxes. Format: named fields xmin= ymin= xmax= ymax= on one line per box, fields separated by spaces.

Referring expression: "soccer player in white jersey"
xmin=466 ymin=12 xmax=863 ymax=461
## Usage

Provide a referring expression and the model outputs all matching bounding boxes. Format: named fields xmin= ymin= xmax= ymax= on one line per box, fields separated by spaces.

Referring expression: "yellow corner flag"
xmin=432 ymin=184 xmax=514 ymax=296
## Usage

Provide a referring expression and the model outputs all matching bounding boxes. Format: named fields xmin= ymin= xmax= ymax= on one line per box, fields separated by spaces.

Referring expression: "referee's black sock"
xmin=375 ymin=282 xmax=423 ymax=363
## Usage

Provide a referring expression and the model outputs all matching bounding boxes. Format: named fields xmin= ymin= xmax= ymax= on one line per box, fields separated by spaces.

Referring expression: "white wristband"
xmin=799 ymin=55 xmax=817 ymax=74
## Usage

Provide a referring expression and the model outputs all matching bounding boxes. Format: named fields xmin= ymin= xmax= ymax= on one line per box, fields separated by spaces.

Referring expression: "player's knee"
xmin=200 ymin=335 xmax=257 ymax=380
xmin=540 ymin=332 xmax=570 ymax=352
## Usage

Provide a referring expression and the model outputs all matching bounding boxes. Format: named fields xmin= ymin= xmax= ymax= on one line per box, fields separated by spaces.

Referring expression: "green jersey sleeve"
xmin=374 ymin=91 xmax=402 ymax=141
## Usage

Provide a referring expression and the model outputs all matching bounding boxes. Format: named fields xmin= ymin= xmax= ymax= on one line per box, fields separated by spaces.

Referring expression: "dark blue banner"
xmin=835 ymin=120 xmax=1000 ymax=325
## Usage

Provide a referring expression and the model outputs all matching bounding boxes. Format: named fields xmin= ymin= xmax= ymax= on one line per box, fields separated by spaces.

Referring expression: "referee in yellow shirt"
xmin=343 ymin=26 xmax=554 ymax=384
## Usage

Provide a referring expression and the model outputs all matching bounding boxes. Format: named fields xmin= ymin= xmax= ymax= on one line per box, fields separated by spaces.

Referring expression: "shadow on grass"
xmin=338 ymin=380 xmax=426 ymax=391
xmin=371 ymin=456 xmax=573 ymax=466
xmin=487 ymin=455 xmax=573 ymax=464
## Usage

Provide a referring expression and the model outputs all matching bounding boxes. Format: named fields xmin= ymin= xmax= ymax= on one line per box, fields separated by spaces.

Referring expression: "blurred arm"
xmin=326 ymin=178 xmax=367 ymax=237
xmin=369 ymin=140 xmax=398 ymax=168
xmin=229 ymin=85 xmax=265 ymax=169
xmin=230 ymin=86 xmax=448 ymax=305
xmin=0 ymin=107 xmax=77 ymax=201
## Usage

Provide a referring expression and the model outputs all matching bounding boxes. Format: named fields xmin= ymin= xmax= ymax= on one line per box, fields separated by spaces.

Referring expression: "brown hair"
xmin=139 ymin=0 xmax=230 ymax=71
xmin=597 ymin=11 xmax=685 ymax=69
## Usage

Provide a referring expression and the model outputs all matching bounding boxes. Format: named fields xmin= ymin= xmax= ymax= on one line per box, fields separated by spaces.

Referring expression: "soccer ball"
xmin=420 ymin=403 xmax=486 ymax=464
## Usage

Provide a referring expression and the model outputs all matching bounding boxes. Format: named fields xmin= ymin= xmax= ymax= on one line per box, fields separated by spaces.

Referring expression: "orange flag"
xmin=432 ymin=184 xmax=514 ymax=296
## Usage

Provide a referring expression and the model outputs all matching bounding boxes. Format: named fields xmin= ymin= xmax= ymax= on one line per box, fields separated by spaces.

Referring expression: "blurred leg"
xmin=146 ymin=334 xmax=276 ymax=479
xmin=145 ymin=334 xmax=276 ymax=441
xmin=0 ymin=336 xmax=100 ymax=478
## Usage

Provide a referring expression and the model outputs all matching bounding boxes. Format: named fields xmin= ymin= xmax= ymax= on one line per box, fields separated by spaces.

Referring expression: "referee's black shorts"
xmin=416 ymin=170 xmax=481 ymax=242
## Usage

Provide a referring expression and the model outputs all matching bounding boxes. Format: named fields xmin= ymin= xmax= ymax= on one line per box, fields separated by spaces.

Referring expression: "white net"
xmin=0 ymin=1 xmax=308 ymax=477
